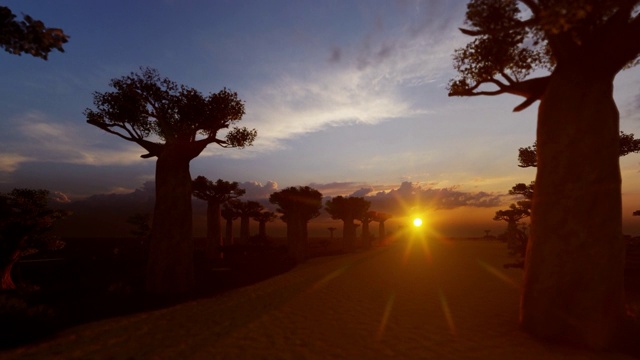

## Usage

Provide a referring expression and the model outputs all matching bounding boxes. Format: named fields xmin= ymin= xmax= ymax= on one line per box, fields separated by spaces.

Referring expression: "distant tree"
xmin=0 ymin=189 xmax=68 ymax=290
xmin=269 ymin=186 xmax=323 ymax=263
xmin=448 ymin=1 xmax=640 ymax=347
xmin=325 ymin=196 xmax=370 ymax=253
xmin=518 ymin=132 xmax=640 ymax=167
xmin=192 ymin=176 xmax=245 ymax=259
xmin=252 ymin=211 xmax=277 ymax=239
xmin=126 ymin=213 xmax=151 ymax=239
xmin=229 ymin=200 xmax=263 ymax=244
xmin=85 ymin=67 xmax=256 ymax=295
xmin=634 ymin=210 xmax=640 ymax=217
xmin=221 ymin=202 xmax=240 ymax=246
xmin=361 ymin=211 xmax=377 ymax=249
xmin=327 ymin=227 xmax=337 ymax=239
xmin=0 ymin=6 xmax=68 ymax=60
xmin=371 ymin=212 xmax=392 ymax=241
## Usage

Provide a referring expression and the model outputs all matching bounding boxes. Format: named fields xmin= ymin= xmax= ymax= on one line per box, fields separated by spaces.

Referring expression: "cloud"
xmin=0 ymin=153 xmax=32 ymax=172
xmin=367 ymin=181 xmax=505 ymax=214
xmin=0 ymin=111 xmax=147 ymax=172
xmin=239 ymin=180 xmax=279 ymax=200
xmin=240 ymin=6 xmax=467 ymax=154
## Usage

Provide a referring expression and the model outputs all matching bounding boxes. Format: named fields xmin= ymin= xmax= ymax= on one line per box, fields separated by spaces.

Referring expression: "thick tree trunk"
xmin=258 ymin=221 xmax=267 ymax=238
xmin=379 ymin=221 xmax=386 ymax=240
xmin=146 ymin=145 xmax=196 ymax=295
xmin=343 ymin=218 xmax=356 ymax=252
xmin=239 ymin=215 xmax=250 ymax=244
xmin=522 ymin=68 xmax=625 ymax=349
xmin=286 ymin=213 xmax=305 ymax=263
xmin=204 ymin=201 xmax=222 ymax=259
xmin=224 ymin=218 xmax=234 ymax=246
xmin=362 ymin=220 xmax=371 ymax=249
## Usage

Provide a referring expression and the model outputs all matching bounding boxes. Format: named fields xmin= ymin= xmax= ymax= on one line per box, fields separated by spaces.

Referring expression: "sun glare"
xmin=413 ymin=217 xmax=423 ymax=227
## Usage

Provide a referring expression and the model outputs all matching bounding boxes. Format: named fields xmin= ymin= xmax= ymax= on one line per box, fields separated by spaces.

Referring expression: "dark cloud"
xmin=350 ymin=186 xmax=375 ymax=198
xmin=365 ymin=181 xmax=505 ymax=215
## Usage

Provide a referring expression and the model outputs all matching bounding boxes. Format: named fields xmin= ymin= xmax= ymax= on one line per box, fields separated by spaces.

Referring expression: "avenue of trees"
xmin=449 ymin=0 xmax=640 ymax=348
xmin=85 ymin=68 xmax=257 ymax=295
xmin=325 ymin=196 xmax=371 ymax=253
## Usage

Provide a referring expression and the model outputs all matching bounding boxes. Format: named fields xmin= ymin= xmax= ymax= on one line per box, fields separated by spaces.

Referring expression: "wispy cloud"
xmin=0 ymin=111 xmax=147 ymax=172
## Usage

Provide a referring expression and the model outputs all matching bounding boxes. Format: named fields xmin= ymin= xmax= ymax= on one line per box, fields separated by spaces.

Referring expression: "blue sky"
xmin=2 ymin=1 xmax=640 ymax=235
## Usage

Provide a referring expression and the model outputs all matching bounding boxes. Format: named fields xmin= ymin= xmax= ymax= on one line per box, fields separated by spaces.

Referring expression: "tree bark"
xmin=343 ymin=218 xmax=356 ymax=252
xmin=239 ymin=215 xmax=250 ymax=244
xmin=224 ymin=217 xmax=234 ymax=246
xmin=521 ymin=67 xmax=625 ymax=349
xmin=286 ymin=212 xmax=305 ymax=263
xmin=204 ymin=201 xmax=222 ymax=259
xmin=379 ymin=221 xmax=386 ymax=241
xmin=362 ymin=220 xmax=371 ymax=249
xmin=258 ymin=221 xmax=267 ymax=238
xmin=146 ymin=144 xmax=197 ymax=296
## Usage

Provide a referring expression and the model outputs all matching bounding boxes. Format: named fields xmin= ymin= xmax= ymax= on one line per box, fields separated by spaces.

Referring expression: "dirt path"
xmin=1 ymin=237 xmax=634 ymax=359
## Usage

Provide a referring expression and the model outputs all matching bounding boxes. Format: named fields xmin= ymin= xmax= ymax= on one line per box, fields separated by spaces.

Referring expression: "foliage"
xmin=85 ymin=67 xmax=257 ymax=158
xmin=518 ymin=132 xmax=640 ymax=167
xmin=252 ymin=211 xmax=277 ymax=224
xmin=449 ymin=0 xmax=640 ymax=111
xmin=1 ymin=189 xmax=68 ymax=289
xmin=192 ymin=176 xmax=245 ymax=204
xmin=0 ymin=6 xmax=68 ymax=60
xmin=126 ymin=213 xmax=151 ymax=238
xmin=269 ymin=186 xmax=323 ymax=223
xmin=324 ymin=196 xmax=371 ymax=222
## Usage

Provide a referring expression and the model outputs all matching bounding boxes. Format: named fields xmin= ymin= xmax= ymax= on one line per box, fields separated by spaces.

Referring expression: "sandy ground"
xmin=1 ymin=236 xmax=635 ymax=360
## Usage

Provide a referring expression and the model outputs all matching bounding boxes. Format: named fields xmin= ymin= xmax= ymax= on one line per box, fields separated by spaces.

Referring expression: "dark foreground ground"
xmin=1 ymin=236 xmax=639 ymax=359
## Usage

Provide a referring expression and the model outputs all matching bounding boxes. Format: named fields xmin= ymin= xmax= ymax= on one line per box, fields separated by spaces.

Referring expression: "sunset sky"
xmin=2 ymin=0 xmax=640 ymax=236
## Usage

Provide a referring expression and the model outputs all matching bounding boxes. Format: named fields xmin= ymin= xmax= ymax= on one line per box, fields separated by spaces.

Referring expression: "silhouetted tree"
xmin=448 ymin=1 xmax=640 ymax=347
xmin=192 ymin=176 xmax=245 ymax=259
xmin=0 ymin=6 xmax=68 ymax=60
xmin=269 ymin=186 xmax=323 ymax=263
xmin=325 ymin=196 xmax=370 ymax=253
xmin=518 ymin=132 xmax=640 ymax=167
xmin=229 ymin=200 xmax=263 ymax=244
xmin=371 ymin=212 xmax=392 ymax=241
xmin=85 ymin=68 xmax=256 ymax=295
xmin=221 ymin=202 xmax=240 ymax=246
xmin=126 ymin=213 xmax=151 ymax=238
xmin=361 ymin=211 xmax=377 ymax=249
xmin=0 ymin=189 xmax=68 ymax=290
xmin=252 ymin=211 xmax=277 ymax=239
xmin=327 ymin=227 xmax=337 ymax=239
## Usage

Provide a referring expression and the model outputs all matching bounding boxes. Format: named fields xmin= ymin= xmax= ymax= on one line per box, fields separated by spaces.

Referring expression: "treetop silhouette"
xmin=1 ymin=6 xmax=69 ymax=60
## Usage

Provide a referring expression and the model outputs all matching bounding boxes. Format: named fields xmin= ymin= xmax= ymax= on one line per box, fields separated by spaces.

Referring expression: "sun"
xmin=413 ymin=217 xmax=423 ymax=227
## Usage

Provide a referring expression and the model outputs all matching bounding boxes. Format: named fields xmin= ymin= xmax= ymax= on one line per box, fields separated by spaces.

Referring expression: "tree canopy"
xmin=449 ymin=0 xmax=640 ymax=111
xmin=192 ymin=176 xmax=245 ymax=204
xmin=85 ymin=67 xmax=256 ymax=159
xmin=1 ymin=6 xmax=69 ymax=60
xmin=1 ymin=188 xmax=68 ymax=289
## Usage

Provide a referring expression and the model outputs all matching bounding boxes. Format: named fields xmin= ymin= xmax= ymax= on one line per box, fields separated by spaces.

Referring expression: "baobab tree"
xmin=221 ymin=202 xmax=240 ymax=246
xmin=269 ymin=186 xmax=323 ymax=263
xmin=1 ymin=6 xmax=68 ymax=60
xmin=361 ymin=211 xmax=377 ymax=249
xmin=325 ymin=196 xmax=370 ymax=253
xmin=85 ymin=68 xmax=256 ymax=295
xmin=371 ymin=212 xmax=392 ymax=241
xmin=230 ymin=200 xmax=263 ymax=244
xmin=192 ymin=176 xmax=245 ymax=259
xmin=327 ymin=227 xmax=337 ymax=239
xmin=1 ymin=189 xmax=68 ymax=290
xmin=449 ymin=1 xmax=640 ymax=347
xmin=252 ymin=210 xmax=277 ymax=239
